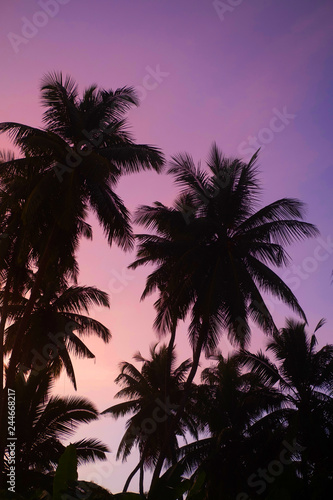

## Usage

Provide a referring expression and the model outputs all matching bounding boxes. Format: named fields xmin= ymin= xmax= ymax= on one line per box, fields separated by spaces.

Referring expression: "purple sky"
xmin=1 ymin=0 xmax=333 ymax=493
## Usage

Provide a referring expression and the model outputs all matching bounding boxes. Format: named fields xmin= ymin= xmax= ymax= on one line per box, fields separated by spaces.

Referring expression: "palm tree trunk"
xmin=164 ymin=320 xmax=177 ymax=415
xmin=123 ymin=460 xmax=142 ymax=492
xmin=166 ymin=320 xmax=177 ymax=375
xmin=139 ymin=459 xmax=144 ymax=497
xmin=151 ymin=328 xmax=206 ymax=488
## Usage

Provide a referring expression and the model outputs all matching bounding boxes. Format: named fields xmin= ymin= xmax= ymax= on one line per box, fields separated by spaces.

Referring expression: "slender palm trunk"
xmin=139 ymin=459 xmax=145 ymax=497
xmin=164 ymin=320 xmax=177 ymax=413
xmin=166 ymin=321 xmax=177 ymax=376
xmin=123 ymin=460 xmax=142 ymax=492
xmin=160 ymin=319 xmax=177 ymax=481
xmin=151 ymin=329 xmax=206 ymax=488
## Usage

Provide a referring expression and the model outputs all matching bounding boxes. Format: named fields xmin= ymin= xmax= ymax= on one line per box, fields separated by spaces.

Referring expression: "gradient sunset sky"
xmin=1 ymin=0 xmax=333 ymax=493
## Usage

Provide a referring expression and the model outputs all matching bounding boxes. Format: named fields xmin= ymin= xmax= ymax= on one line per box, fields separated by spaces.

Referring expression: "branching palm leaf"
xmin=2 ymin=368 xmax=108 ymax=492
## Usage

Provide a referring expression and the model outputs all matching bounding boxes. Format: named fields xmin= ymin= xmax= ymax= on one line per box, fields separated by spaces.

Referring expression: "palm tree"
xmin=1 ymin=368 xmax=109 ymax=494
xmin=0 ymin=72 xmax=164 ymax=474
xmin=0 ymin=142 xmax=96 ymax=478
xmin=240 ymin=319 xmax=333 ymax=497
xmin=0 ymin=272 xmax=111 ymax=488
xmin=0 ymin=148 xmax=52 ymax=392
xmin=102 ymin=345 xmax=197 ymax=496
xmin=3 ymin=282 xmax=111 ymax=390
xmin=176 ymin=353 xmax=285 ymax=499
xmin=0 ymin=147 xmax=58 ymax=479
xmin=0 ymin=71 xmax=164 ymax=384
xmin=130 ymin=144 xmax=318 ymax=482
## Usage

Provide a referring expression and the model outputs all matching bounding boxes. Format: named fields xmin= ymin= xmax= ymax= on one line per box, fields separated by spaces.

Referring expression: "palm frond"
xmin=52 ymin=285 xmax=110 ymax=313
xmin=73 ymin=438 xmax=109 ymax=465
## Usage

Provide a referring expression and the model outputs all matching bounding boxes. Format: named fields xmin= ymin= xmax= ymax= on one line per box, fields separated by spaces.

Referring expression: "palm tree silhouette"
xmin=4 ymin=282 xmax=111 ymax=390
xmin=177 ymin=353 xmax=285 ymax=499
xmin=130 ymin=144 xmax=318 ymax=482
xmin=0 ymin=73 xmax=164 ymax=473
xmin=1 ymin=368 xmax=108 ymax=494
xmin=0 ymin=148 xmax=53 ymax=392
xmin=0 ymin=71 xmax=164 ymax=387
xmin=240 ymin=318 xmax=333 ymax=496
xmin=102 ymin=345 xmax=197 ymax=495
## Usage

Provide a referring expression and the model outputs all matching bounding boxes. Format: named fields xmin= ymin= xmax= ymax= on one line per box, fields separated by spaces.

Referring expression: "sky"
xmin=1 ymin=0 xmax=333 ymax=493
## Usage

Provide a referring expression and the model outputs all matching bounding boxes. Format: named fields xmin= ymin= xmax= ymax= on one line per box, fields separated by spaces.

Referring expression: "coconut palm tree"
xmin=102 ymin=345 xmax=197 ymax=496
xmin=1 ymin=368 xmax=109 ymax=494
xmin=239 ymin=319 xmax=333 ymax=497
xmin=0 ymin=147 xmax=62 ymax=479
xmin=0 ymin=73 xmax=164 ymax=475
xmin=3 ymin=281 xmax=111 ymax=390
xmin=0 ymin=148 xmax=53 ymax=392
xmin=130 ymin=144 xmax=319 ymax=482
xmin=0 ymin=271 xmax=110 ymax=487
xmin=175 ymin=353 xmax=286 ymax=499
xmin=0 ymin=142 xmax=93 ymax=477
xmin=0 ymin=71 xmax=164 ymax=386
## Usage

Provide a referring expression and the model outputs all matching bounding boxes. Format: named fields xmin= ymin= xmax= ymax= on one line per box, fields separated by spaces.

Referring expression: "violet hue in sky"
xmin=1 ymin=0 xmax=333 ymax=492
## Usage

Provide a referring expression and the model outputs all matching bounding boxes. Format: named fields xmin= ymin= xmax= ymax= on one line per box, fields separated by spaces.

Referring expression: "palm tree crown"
xmin=2 ymin=368 xmax=108 ymax=493
xmin=102 ymin=344 xmax=196 ymax=493
xmin=131 ymin=144 xmax=318 ymax=351
xmin=178 ymin=354 xmax=285 ymax=499
xmin=4 ymin=282 xmax=111 ymax=390
xmin=240 ymin=319 xmax=333 ymax=493
xmin=0 ymin=72 xmax=164 ymax=251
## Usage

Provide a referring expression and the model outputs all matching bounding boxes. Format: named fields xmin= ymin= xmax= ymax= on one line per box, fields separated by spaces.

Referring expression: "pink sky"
xmin=1 ymin=0 xmax=333 ymax=493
